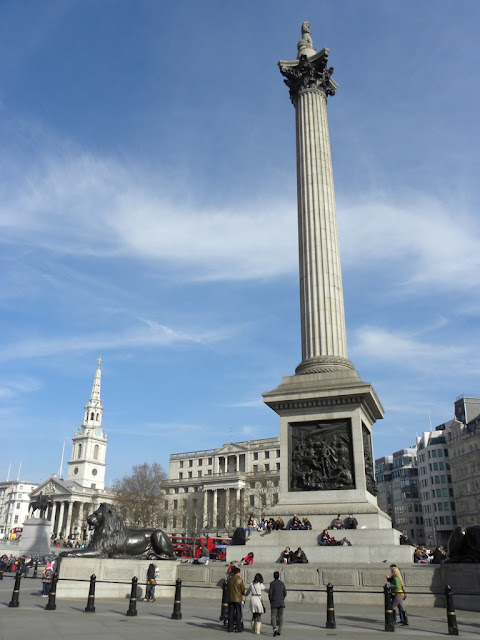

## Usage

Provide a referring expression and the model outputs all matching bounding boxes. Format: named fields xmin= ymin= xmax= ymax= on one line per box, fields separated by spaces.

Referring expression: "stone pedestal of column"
xmin=19 ymin=517 xmax=52 ymax=557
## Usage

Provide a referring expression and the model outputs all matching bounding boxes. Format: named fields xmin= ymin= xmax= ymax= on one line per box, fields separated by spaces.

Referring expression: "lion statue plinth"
xmin=60 ymin=503 xmax=176 ymax=560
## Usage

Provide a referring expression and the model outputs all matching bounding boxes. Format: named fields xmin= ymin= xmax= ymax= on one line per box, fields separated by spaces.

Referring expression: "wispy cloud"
xmin=338 ymin=192 xmax=480 ymax=293
xmin=351 ymin=325 xmax=470 ymax=372
xmin=0 ymin=318 xmax=229 ymax=360
xmin=0 ymin=376 xmax=42 ymax=399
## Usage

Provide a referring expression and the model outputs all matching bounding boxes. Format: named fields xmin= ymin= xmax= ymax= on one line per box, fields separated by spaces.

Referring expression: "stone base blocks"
xmin=56 ymin=558 xmax=480 ymax=611
xmin=58 ymin=558 xmax=178 ymax=599
xmin=19 ymin=517 xmax=52 ymax=557
xmin=226 ymin=529 xmax=413 ymax=565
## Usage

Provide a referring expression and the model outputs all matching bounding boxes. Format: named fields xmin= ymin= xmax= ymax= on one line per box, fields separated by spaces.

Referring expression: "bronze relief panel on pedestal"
xmin=289 ymin=419 xmax=355 ymax=491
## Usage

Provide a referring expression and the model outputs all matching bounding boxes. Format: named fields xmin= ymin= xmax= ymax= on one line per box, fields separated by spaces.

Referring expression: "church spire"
xmin=84 ymin=356 xmax=103 ymax=427
xmin=67 ymin=358 xmax=108 ymax=489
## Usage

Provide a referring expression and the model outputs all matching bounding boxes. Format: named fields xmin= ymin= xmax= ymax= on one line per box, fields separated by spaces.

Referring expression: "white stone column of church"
xmin=77 ymin=502 xmax=84 ymax=536
xmin=50 ymin=503 xmax=58 ymax=536
xmin=57 ymin=502 xmax=65 ymax=537
xmin=65 ymin=502 xmax=73 ymax=537
xmin=212 ymin=490 xmax=218 ymax=530
xmin=225 ymin=488 xmax=230 ymax=529
xmin=203 ymin=490 xmax=209 ymax=529
xmin=295 ymin=88 xmax=348 ymax=365
xmin=236 ymin=489 xmax=241 ymax=527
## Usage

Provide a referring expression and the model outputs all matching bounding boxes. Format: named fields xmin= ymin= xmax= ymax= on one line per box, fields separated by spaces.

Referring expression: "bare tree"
xmin=245 ymin=473 xmax=280 ymax=523
xmin=113 ymin=462 xmax=167 ymax=528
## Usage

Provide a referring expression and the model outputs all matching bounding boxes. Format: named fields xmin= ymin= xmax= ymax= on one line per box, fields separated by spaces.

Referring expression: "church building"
xmin=30 ymin=358 xmax=115 ymax=541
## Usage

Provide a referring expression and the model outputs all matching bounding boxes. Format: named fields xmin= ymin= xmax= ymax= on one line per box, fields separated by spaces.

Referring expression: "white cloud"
xmin=0 ymin=318 xmax=229 ymax=360
xmin=0 ymin=376 xmax=42 ymax=398
xmin=0 ymin=144 xmax=297 ymax=281
xmin=338 ymin=192 xmax=480 ymax=292
xmin=351 ymin=325 xmax=470 ymax=372
xmin=1 ymin=125 xmax=478 ymax=292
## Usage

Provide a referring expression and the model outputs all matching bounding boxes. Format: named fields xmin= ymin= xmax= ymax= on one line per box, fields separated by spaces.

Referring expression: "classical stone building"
xmin=163 ymin=437 xmax=280 ymax=534
xmin=30 ymin=359 xmax=115 ymax=541
xmin=0 ymin=480 xmax=38 ymax=538
xmin=447 ymin=395 xmax=480 ymax=528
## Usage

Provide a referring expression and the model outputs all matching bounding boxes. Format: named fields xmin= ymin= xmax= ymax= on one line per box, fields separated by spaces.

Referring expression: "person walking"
xmin=227 ymin=566 xmax=245 ymax=632
xmin=268 ymin=570 xmax=287 ymax=636
xmin=41 ymin=562 xmax=54 ymax=597
xmin=386 ymin=564 xmax=408 ymax=626
xmin=245 ymin=572 xmax=266 ymax=635
xmin=144 ymin=563 xmax=158 ymax=602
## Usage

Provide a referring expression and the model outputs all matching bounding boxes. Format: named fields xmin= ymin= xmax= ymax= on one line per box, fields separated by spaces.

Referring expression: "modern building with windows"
xmin=0 ymin=480 xmax=38 ymax=538
xmin=375 ymin=447 xmax=422 ymax=543
xmin=163 ymin=437 xmax=281 ymax=534
xmin=417 ymin=425 xmax=457 ymax=547
xmin=447 ymin=395 xmax=480 ymax=528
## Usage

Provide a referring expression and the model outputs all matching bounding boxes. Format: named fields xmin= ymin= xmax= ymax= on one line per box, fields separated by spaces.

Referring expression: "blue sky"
xmin=1 ymin=1 xmax=479 ymax=486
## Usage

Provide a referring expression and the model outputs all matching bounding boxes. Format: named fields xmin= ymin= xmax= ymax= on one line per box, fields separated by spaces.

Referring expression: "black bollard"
xmin=445 ymin=585 xmax=459 ymax=636
xmin=45 ymin=572 xmax=58 ymax=610
xmin=126 ymin=576 xmax=138 ymax=617
xmin=384 ymin=583 xmax=395 ymax=632
xmin=220 ymin=578 xmax=229 ymax=625
xmin=85 ymin=574 xmax=96 ymax=613
xmin=33 ymin=560 xmax=38 ymax=579
xmin=8 ymin=572 xmax=22 ymax=608
xmin=326 ymin=582 xmax=336 ymax=629
xmin=171 ymin=578 xmax=182 ymax=620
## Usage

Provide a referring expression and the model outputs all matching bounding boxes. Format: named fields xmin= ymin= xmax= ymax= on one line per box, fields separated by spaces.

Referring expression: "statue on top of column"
xmin=297 ymin=21 xmax=317 ymax=59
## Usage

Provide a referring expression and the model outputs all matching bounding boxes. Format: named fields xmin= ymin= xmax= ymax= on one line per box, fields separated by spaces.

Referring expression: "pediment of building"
xmin=216 ymin=442 xmax=249 ymax=455
xmin=30 ymin=476 xmax=74 ymax=498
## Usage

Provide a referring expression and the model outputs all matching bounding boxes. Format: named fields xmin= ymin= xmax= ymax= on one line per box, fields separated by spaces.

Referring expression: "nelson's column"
xmin=263 ymin=23 xmax=391 ymax=530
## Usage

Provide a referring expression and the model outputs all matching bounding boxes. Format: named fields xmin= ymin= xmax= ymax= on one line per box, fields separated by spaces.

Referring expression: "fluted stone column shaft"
xmin=295 ymin=87 xmax=347 ymax=365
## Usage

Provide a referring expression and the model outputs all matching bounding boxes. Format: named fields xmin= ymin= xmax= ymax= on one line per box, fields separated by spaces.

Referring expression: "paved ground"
xmin=1 ymin=576 xmax=480 ymax=639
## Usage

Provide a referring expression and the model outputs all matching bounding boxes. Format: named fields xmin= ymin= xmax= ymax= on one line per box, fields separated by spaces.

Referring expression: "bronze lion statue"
xmin=447 ymin=524 xmax=480 ymax=563
xmin=60 ymin=503 xmax=176 ymax=560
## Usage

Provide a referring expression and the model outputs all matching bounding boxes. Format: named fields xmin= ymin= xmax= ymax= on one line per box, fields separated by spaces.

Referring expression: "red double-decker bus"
xmin=170 ymin=535 xmax=231 ymax=561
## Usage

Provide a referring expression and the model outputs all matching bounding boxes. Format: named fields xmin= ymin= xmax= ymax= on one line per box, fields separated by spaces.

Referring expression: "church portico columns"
xmin=57 ymin=501 xmax=65 ymax=537
xmin=65 ymin=501 xmax=73 ymax=537
xmin=203 ymin=490 xmax=209 ymax=529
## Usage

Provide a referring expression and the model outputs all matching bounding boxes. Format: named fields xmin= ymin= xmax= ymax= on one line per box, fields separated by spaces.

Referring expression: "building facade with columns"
xmin=29 ymin=359 xmax=115 ymax=541
xmin=163 ymin=438 xmax=281 ymax=534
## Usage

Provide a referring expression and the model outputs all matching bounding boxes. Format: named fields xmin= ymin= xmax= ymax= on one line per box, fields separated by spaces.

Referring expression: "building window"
xmin=253 ymin=465 xmax=258 ymax=472
xmin=198 ymin=459 xmax=203 ymax=466
xmin=179 ymin=461 xmax=183 ymax=468
xmin=276 ymin=450 xmax=280 ymax=458
xmin=276 ymin=463 xmax=280 ymax=471
xmin=207 ymin=469 xmax=212 ymax=475
xmin=188 ymin=460 xmax=193 ymax=467
xmin=78 ymin=444 xmax=82 ymax=459
xmin=92 ymin=469 xmax=97 ymax=476
xmin=188 ymin=471 xmax=192 ymax=478
xmin=198 ymin=471 xmax=202 ymax=478
xmin=208 ymin=458 xmax=213 ymax=465
xmin=264 ymin=451 xmax=270 ymax=459
xmin=179 ymin=473 xmax=183 ymax=480
xmin=16 ymin=503 xmax=20 ymax=509
xmin=93 ymin=444 xmax=99 ymax=460
xmin=249 ymin=495 xmax=255 ymax=507
xmin=173 ymin=500 xmax=178 ymax=509
xmin=253 ymin=452 xmax=258 ymax=460
xmin=265 ymin=464 xmax=270 ymax=471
